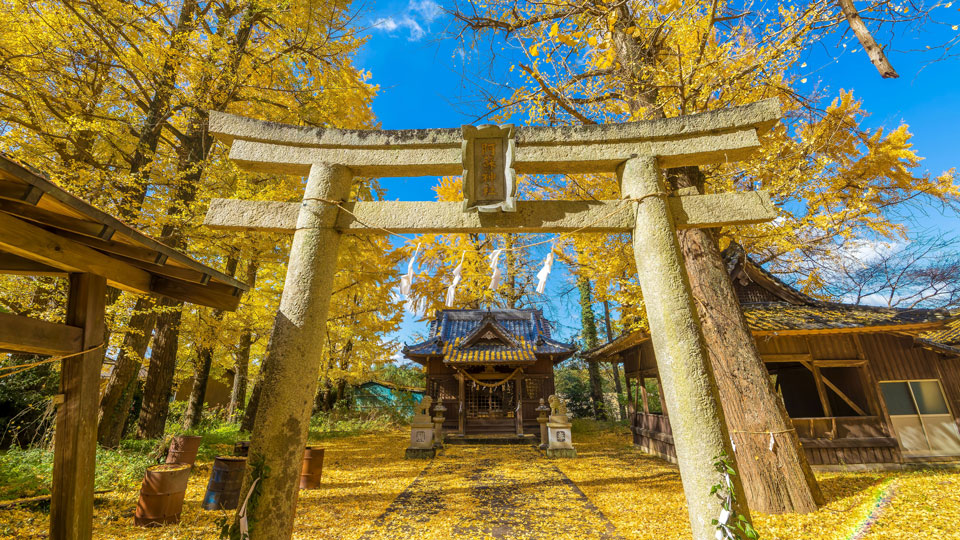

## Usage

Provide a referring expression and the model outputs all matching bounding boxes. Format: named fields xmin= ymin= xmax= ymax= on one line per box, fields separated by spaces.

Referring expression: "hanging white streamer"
xmin=730 ymin=437 xmax=736 ymax=453
xmin=488 ymin=249 xmax=504 ymax=290
xmin=768 ymin=432 xmax=776 ymax=452
xmin=445 ymin=253 xmax=466 ymax=307
xmin=238 ymin=476 xmax=261 ymax=539
xmin=535 ymin=251 xmax=554 ymax=294
xmin=399 ymin=243 xmax=421 ymax=298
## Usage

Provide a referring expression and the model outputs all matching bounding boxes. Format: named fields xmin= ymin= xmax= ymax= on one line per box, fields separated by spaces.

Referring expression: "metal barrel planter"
xmin=299 ymin=446 xmax=325 ymax=489
xmin=166 ymin=435 xmax=203 ymax=466
xmin=202 ymin=456 xmax=247 ymax=511
xmin=233 ymin=440 xmax=250 ymax=457
xmin=134 ymin=463 xmax=192 ymax=526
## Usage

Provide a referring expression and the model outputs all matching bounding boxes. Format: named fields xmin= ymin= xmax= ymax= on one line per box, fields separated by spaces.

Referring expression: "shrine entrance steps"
xmin=445 ymin=433 xmax=538 ymax=446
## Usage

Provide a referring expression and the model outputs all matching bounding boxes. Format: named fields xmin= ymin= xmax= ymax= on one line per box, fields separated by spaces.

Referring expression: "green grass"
xmin=0 ymin=406 xmax=411 ymax=502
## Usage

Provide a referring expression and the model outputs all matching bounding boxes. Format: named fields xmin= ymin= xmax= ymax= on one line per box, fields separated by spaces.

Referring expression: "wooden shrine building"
xmin=586 ymin=245 xmax=960 ymax=470
xmin=0 ymin=154 xmax=248 ymax=539
xmin=403 ymin=309 xmax=575 ymax=437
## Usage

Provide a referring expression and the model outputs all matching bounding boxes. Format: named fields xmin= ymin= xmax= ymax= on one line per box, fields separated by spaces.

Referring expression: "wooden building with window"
xmin=403 ymin=309 xmax=575 ymax=437
xmin=586 ymin=246 xmax=960 ymax=470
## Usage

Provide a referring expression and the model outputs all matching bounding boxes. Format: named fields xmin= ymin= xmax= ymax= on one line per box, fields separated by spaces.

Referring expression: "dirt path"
xmin=358 ymin=445 xmax=623 ymax=540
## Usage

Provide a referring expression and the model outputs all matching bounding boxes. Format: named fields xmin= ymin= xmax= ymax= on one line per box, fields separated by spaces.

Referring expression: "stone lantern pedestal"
xmin=545 ymin=395 xmax=576 ymax=458
xmin=405 ymin=396 xmax=436 ymax=459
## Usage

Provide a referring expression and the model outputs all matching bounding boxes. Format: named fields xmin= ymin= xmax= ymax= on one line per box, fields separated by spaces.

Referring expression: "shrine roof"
xmin=402 ymin=309 xmax=576 ymax=364
xmin=584 ymin=248 xmax=956 ymax=361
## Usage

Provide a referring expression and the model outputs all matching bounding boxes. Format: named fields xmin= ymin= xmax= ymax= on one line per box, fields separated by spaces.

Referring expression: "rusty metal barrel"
xmin=299 ymin=446 xmax=325 ymax=489
xmin=134 ymin=464 xmax=192 ymax=526
xmin=202 ymin=456 xmax=247 ymax=511
xmin=165 ymin=435 xmax=202 ymax=466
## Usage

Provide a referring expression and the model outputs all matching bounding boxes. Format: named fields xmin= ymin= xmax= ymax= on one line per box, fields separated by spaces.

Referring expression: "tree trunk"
xmin=183 ymin=257 xmax=237 ymax=430
xmin=182 ymin=347 xmax=213 ymax=431
xmin=96 ymin=298 xmax=156 ymax=447
xmin=578 ymin=277 xmax=606 ymax=420
xmin=603 ymin=301 xmax=627 ymax=421
xmin=136 ymin=297 xmax=183 ymax=439
xmin=240 ymin=376 xmax=262 ymax=432
xmin=669 ymin=166 xmax=824 ymax=513
xmin=96 ymin=0 xmax=201 ymax=441
xmin=227 ymin=260 xmax=258 ymax=422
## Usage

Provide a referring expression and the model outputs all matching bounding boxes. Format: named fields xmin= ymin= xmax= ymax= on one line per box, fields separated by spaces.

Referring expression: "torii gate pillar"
xmin=241 ymin=163 xmax=352 ymax=538
xmin=620 ymin=156 xmax=746 ymax=534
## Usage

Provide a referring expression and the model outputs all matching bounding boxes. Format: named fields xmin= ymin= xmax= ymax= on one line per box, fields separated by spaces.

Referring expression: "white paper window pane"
xmin=880 ymin=382 xmax=917 ymax=415
xmin=910 ymin=381 xmax=949 ymax=415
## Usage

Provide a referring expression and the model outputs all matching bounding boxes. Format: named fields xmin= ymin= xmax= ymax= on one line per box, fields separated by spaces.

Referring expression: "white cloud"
xmin=371 ymin=0 xmax=443 ymax=41
xmin=409 ymin=0 xmax=443 ymax=23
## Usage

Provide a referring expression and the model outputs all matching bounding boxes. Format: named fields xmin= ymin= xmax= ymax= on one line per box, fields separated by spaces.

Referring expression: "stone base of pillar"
xmin=405 ymin=447 xmax=437 ymax=459
xmin=546 ymin=448 xmax=577 ymax=459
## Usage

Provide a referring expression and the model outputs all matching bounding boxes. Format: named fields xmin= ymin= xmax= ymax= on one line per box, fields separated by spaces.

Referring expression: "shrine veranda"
xmin=204 ymin=99 xmax=781 ymax=540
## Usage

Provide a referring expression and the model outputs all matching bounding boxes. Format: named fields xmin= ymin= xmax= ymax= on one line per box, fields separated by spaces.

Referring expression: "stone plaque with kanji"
xmin=461 ymin=124 xmax=517 ymax=212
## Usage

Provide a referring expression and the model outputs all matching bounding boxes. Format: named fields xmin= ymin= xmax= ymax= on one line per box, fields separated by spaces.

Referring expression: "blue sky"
xmin=351 ymin=0 xmax=960 ymax=350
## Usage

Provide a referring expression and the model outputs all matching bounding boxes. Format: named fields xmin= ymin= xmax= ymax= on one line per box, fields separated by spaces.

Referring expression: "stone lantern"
xmin=536 ymin=398 xmax=550 ymax=450
xmin=405 ymin=396 xmax=436 ymax=459
xmin=546 ymin=395 xmax=576 ymax=458
xmin=433 ymin=402 xmax=447 ymax=449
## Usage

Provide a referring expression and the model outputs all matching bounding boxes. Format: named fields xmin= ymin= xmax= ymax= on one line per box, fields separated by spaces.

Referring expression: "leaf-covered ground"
xmin=1 ymin=426 xmax=958 ymax=539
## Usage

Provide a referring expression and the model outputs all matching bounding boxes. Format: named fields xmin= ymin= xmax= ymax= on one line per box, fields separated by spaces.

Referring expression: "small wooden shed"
xmin=0 ymin=154 xmax=248 ymax=538
xmin=586 ymin=246 xmax=960 ymax=470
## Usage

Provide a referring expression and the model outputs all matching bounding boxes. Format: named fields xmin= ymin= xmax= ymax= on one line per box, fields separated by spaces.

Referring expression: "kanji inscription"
xmin=461 ymin=124 xmax=517 ymax=212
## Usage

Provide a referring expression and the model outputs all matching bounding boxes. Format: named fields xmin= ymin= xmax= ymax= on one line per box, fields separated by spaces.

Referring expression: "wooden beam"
xmin=0 ymin=212 xmax=153 ymax=294
xmin=807 ymin=361 xmax=833 ymax=417
xmin=0 ymin=199 xmax=113 ymax=240
xmin=0 ymin=213 xmax=237 ymax=310
xmin=52 ymin=230 xmax=166 ymax=265
xmin=0 ymin=312 xmax=82 ymax=355
xmin=0 ymin=252 xmax=67 ymax=276
xmin=150 ymin=276 xmax=242 ymax=311
xmin=51 ymin=273 xmax=105 ymax=540
xmin=204 ymin=192 xmax=775 ymax=235
xmin=812 ymin=359 xmax=867 ymax=368
xmin=800 ymin=361 xmax=867 ymax=416
xmin=761 ymin=353 xmax=814 ymax=363
xmin=0 ymin=179 xmax=43 ymax=205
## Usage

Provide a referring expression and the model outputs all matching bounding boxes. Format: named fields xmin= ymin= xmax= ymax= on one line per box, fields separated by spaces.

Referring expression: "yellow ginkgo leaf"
xmin=529 ymin=43 xmax=539 ymax=57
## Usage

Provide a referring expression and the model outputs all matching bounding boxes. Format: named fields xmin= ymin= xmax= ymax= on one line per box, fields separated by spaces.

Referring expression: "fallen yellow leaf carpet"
xmin=0 ymin=427 xmax=957 ymax=539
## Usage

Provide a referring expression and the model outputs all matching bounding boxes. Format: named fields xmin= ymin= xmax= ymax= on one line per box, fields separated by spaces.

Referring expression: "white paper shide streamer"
xmin=238 ymin=476 xmax=261 ymax=538
xmin=400 ymin=243 xmax=421 ymax=299
xmin=445 ymin=253 xmax=466 ymax=307
xmin=488 ymin=249 xmax=504 ymax=290
xmin=535 ymin=251 xmax=554 ymax=294
xmin=768 ymin=432 xmax=776 ymax=452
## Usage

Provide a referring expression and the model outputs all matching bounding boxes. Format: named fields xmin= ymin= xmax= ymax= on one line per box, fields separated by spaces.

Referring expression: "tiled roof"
xmin=584 ymin=247 xmax=957 ymax=360
xmin=402 ymin=309 xmax=576 ymax=363
xmin=920 ymin=316 xmax=960 ymax=345
xmin=743 ymin=302 xmax=952 ymax=333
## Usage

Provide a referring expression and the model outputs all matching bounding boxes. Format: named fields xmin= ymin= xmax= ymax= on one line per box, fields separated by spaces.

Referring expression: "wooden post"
xmin=51 ymin=273 xmax=106 ymax=540
xmin=640 ymin=378 xmax=650 ymax=414
xmin=515 ymin=374 xmax=523 ymax=436
xmin=234 ymin=163 xmax=353 ymax=538
xmin=619 ymin=156 xmax=746 ymax=538
xmin=458 ymin=373 xmax=465 ymax=435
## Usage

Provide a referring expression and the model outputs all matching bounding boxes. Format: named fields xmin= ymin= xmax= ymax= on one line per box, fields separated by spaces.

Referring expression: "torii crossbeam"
xmin=205 ymin=99 xmax=781 ymax=540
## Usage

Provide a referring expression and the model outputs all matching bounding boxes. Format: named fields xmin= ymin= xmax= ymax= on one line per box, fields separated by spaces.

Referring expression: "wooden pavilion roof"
xmin=0 ymin=153 xmax=248 ymax=312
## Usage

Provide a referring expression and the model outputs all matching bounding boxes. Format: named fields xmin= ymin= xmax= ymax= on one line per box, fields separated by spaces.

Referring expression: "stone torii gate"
xmin=204 ymin=100 xmax=781 ymax=540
